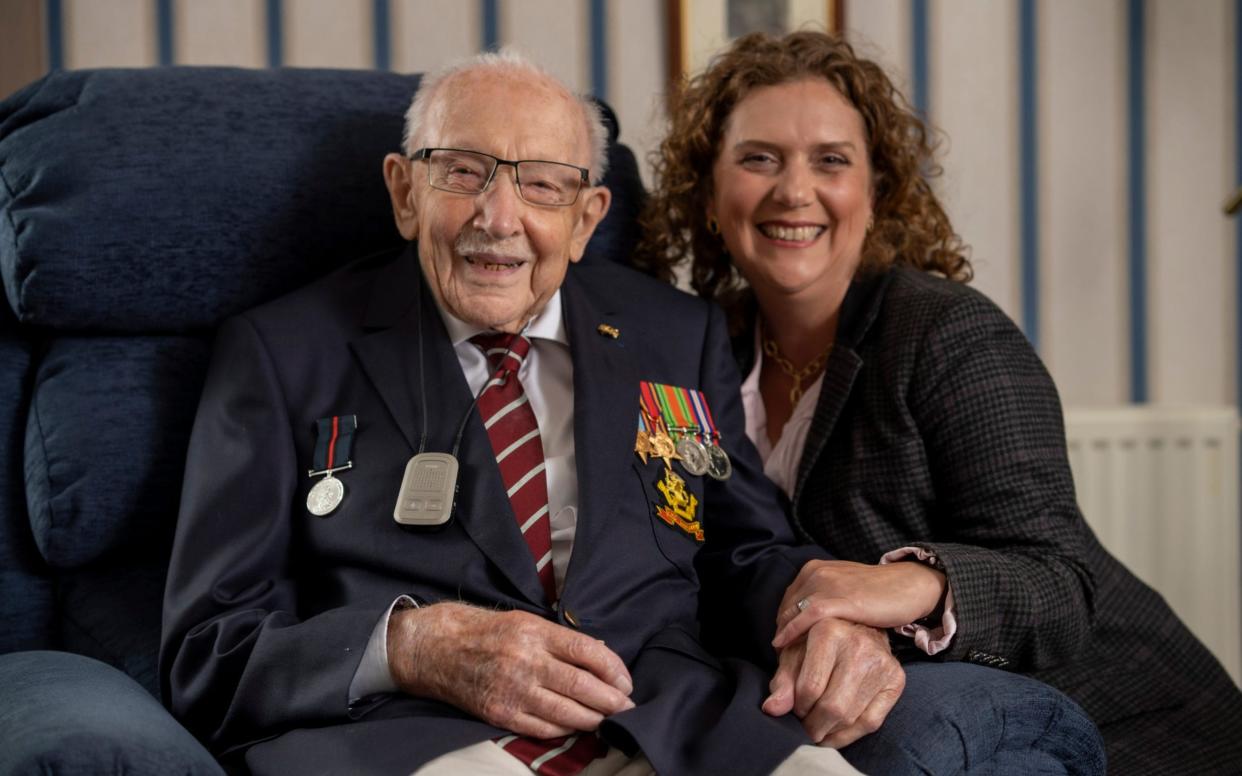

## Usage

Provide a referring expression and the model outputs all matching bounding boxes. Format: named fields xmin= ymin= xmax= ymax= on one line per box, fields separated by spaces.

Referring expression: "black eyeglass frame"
xmin=409 ymin=147 xmax=591 ymax=207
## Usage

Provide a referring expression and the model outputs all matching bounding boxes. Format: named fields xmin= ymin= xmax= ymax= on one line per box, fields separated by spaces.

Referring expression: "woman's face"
xmin=709 ymin=78 xmax=872 ymax=306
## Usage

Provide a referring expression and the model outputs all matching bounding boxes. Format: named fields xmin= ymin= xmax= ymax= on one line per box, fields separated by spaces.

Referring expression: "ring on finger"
xmin=796 ymin=597 xmax=810 ymax=613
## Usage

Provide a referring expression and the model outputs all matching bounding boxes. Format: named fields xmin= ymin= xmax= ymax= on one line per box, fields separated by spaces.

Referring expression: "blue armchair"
xmin=0 ymin=66 xmax=646 ymax=774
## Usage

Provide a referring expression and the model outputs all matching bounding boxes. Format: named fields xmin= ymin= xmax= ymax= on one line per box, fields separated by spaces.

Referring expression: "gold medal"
xmin=634 ymin=428 xmax=653 ymax=464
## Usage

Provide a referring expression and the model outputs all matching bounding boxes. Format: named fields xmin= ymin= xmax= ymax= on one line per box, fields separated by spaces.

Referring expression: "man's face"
xmin=384 ymin=70 xmax=611 ymax=333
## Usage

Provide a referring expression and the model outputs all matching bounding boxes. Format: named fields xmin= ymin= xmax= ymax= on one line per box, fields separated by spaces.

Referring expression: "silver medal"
xmin=706 ymin=443 xmax=732 ymax=481
xmin=307 ymin=475 xmax=345 ymax=516
xmin=675 ymin=436 xmax=710 ymax=476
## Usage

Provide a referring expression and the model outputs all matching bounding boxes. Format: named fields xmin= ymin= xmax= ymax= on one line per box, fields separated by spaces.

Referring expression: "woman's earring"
xmin=866 ymin=215 xmax=875 ymax=233
xmin=707 ymin=217 xmax=720 ymax=236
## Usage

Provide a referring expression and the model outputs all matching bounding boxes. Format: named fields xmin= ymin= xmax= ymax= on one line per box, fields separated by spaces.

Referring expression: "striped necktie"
xmin=472 ymin=333 xmax=606 ymax=775
xmin=472 ymin=332 xmax=556 ymax=603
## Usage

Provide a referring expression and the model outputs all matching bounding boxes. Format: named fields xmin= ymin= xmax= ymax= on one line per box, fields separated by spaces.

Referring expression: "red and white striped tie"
xmin=472 ymin=332 xmax=557 ymax=604
xmin=472 ymin=333 xmax=606 ymax=775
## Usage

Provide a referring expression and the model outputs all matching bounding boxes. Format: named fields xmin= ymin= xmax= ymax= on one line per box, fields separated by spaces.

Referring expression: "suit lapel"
xmin=560 ymin=268 xmax=639 ymax=587
xmin=349 ymin=248 xmax=428 ymax=454
xmin=791 ymin=269 xmax=893 ymax=511
xmin=349 ymin=245 xmax=549 ymax=606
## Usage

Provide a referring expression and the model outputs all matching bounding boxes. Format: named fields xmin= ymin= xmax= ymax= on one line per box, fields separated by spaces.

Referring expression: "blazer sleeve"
xmin=905 ymin=292 xmax=1096 ymax=670
xmin=693 ymin=301 xmax=827 ymax=665
xmin=159 ymin=315 xmax=382 ymax=753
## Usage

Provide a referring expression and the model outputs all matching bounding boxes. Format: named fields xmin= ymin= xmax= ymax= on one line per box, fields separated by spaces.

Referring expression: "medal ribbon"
xmin=687 ymin=390 xmax=719 ymax=443
xmin=313 ymin=415 xmax=357 ymax=471
xmin=638 ymin=381 xmax=662 ymax=425
xmin=653 ymin=384 xmax=692 ymax=436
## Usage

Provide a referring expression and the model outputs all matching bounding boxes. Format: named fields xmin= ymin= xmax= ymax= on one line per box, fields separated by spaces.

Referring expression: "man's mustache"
xmin=455 ymin=231 xmax=536 ymax=261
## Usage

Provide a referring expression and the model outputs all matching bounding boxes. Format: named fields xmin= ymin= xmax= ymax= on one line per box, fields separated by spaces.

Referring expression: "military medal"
xmin=641 ymin=381 xmax=709 ymax=476
xmin=650 ymin=382 xmax=711 ymax=477
xmin=306 ymin=415 xmax=357 ymax=516
xmin=645 ymin=411 xmax=680 ymax=470
xmin=688 ymin=388 xmax=732 ymax=481
xmin=635 ymin=413 xmax=654 ymax=464
xmin=675 ymin=436 xmax=710 ymax=476
xmin=307 ymin=475 xmax=345 ymax=516
xmin=705 ymin=444 xmax=732 ymax=480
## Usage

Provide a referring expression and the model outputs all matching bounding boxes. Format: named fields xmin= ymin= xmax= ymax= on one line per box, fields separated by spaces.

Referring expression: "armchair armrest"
xmin=0 ymin=650 xmax=223 ymax=775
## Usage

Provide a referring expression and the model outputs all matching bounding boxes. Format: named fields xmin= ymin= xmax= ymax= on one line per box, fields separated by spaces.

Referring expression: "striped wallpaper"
xmin=5 ymin=0 xmax=1240 ymax=409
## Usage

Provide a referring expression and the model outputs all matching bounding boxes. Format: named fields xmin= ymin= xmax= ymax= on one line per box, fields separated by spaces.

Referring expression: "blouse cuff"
xmin=880 ymin=547 xmax=956 ymax=655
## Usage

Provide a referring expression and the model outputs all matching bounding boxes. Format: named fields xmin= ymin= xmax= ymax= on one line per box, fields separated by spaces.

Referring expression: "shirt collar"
xmin=436 ymin=290 xmax=568 ymax=348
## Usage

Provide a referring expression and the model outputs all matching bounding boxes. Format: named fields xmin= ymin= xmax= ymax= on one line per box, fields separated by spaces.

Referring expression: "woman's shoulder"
xmin=877 ymin=264 xmax=1016 ymax=333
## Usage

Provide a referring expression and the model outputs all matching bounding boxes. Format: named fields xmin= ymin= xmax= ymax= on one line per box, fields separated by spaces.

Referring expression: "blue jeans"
xmin=841 ymin=662 xmax=1105 ymax=775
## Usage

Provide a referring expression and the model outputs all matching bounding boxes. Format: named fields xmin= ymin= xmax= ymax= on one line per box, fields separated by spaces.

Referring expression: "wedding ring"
xmin=796 ymin=597 xmax=810 ymax=613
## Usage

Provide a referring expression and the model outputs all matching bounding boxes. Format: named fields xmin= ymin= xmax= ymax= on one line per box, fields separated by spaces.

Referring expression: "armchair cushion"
xmin=25 ymin=336 xmax=209 ymax=569
xmin=0 ymin=67 xmax=419 ymax=332
xmin=0 ymin=650 xmax=224 ymax=775
xmin=0 ymin=309 xmax=52 ymax=653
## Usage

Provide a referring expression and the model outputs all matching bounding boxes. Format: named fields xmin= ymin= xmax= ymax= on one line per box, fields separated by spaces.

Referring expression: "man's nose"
xmin=473 ymin=166 xmax=524 ymax=238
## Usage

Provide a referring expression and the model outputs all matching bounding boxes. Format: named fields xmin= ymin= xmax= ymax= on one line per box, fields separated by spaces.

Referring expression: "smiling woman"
xmin=636 ymin=30 xmax=1242 ymax=774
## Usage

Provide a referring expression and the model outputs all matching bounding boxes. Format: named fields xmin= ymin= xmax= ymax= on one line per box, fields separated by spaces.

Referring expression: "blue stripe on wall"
xmin=1019 ymin=0 xmax=1039 ymax=348
xmin=481 ymin=0 xmax=499 ymax=51
xmin=1127 ymin=0 xmax=1148 ymax=402
xmin=156 ymin=0 xmax=174 ymax=65
xmin=266 ymin=0 xmax=283 ymax=67
xmin=46 ymin=0 xmax=63 ymax=69
xmin=373 ymin=0 xmax=390 ymax=70
xmin=1235 ymin=0 xmax=1241 ymax=413
xmin=590 ymin=0 xmax=607 ymax=100
xmin=910 ymin=0 xmax=928 ymax=117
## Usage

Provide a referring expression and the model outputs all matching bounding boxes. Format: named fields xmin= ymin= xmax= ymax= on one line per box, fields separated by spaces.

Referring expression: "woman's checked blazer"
xmin=733 ymin=263 xmax=1242 ymax=774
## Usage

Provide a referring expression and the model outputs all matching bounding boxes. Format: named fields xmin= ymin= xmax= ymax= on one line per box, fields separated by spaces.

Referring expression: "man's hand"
xmin=773 ymin=559 xmax=946 ymax=650
xmin=762 ymin=617 xmax=905 ymax=748
xmin=387 ymin=603 xmax=635 ymax=738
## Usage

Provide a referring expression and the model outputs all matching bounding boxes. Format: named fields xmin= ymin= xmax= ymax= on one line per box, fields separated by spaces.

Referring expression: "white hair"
xmin=401 ymin=48 xmax=609 ymax=184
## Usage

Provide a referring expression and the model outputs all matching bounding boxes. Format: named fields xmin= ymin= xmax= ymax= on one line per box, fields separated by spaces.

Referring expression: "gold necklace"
xmin=761 ymin=328 xmax=833 ymax=406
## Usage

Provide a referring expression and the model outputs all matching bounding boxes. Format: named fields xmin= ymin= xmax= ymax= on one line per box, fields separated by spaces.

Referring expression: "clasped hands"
xmin=764 ymin=558 xmax=947 ymax=747
xmin=386 ymin=559 xmax=944 ymax=747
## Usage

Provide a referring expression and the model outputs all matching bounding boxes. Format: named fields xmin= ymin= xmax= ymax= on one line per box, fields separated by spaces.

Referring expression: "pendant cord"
xmin=415 ymin=291 xmax=528 ymax=458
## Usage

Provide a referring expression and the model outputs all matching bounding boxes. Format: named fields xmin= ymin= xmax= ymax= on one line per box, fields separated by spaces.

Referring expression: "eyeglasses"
xmin=410 ymin=147 xmax=590 ymax=207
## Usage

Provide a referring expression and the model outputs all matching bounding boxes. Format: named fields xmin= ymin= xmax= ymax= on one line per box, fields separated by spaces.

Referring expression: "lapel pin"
xmin=597 ymin=323 xmax=620 ymax=339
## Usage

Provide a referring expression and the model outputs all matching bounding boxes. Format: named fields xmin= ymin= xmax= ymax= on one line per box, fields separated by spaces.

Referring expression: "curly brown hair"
xmin=633 ymin=31 xmax=971 ymax=331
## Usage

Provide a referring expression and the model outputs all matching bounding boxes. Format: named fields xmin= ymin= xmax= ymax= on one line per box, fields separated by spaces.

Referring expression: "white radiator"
xmin=1064 ymin=406 xmax=1241 ymax=683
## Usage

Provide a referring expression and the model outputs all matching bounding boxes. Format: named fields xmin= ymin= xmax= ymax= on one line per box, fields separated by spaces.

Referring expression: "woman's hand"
xmin=773 ymin=559 xmax=947 ymax=649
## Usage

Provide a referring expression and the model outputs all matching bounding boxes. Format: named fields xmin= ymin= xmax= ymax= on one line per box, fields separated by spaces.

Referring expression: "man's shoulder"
xmin=568 ymin=261 xmax=707 ymax=318
xmin=236 ymin=247 xmax=403 ymax=334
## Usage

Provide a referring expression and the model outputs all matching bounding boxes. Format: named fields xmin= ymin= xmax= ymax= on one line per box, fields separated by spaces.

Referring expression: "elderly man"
xmin=160 ymin=53 xmax=1101 ymax=776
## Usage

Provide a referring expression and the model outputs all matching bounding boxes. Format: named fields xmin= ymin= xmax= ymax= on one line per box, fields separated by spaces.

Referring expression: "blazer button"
xmin=563 ymin=608 xmax=581 ymax=628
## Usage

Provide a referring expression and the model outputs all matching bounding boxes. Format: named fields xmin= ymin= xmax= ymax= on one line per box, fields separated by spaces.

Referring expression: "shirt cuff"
xmin=348 ymin=594 xmax=417 ymax=703
xmin=879 ymin=547 xmax=956 ymax=656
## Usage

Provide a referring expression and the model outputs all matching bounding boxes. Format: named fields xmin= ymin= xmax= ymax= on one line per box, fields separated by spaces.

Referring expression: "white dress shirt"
xmin=350 ymin=290 xmax=581 ymax=702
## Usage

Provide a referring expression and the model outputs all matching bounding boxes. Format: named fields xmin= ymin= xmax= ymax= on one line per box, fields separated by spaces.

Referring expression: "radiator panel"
xmin=1065 ymin=407 xmax=1241 ymax=683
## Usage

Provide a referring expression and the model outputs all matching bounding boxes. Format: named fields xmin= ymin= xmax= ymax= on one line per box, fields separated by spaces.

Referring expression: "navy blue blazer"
xmin=159 ymin=245 xmax=825 ymax=775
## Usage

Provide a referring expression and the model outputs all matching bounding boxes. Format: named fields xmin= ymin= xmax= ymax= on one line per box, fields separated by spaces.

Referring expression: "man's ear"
xmin=383 ymin=153 xmax=420 ymax=241
xmin=567 ymin=185 xmax=612 ymax=263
